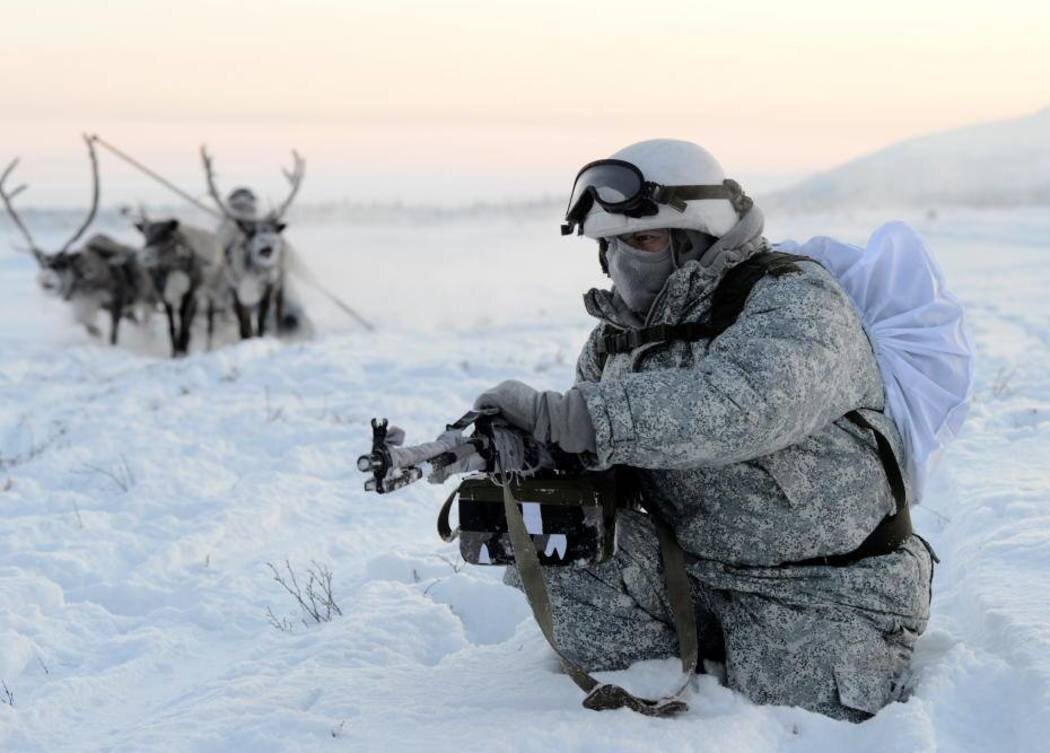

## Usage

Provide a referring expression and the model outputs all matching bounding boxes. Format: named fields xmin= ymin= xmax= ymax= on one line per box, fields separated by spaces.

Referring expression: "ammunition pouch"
xmin=438 ymin=466 xmax=695 ymax=717
xmin=437 ymin=469 xmax=636 ymax=566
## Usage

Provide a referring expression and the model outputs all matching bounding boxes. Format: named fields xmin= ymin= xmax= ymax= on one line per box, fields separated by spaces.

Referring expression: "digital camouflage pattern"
xmin=508 ymin=226 xmax=934 ymax=720
xmin=506 ymin=511 xmax=932 ymax=722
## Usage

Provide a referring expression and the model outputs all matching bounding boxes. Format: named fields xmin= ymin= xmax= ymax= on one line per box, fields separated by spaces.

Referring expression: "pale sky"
xmin=2 ymin=0 xmax=1048 ymax=206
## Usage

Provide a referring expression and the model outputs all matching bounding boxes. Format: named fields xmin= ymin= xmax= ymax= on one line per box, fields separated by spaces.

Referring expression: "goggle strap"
xmin=650 ymin=184 xmax=735 ymax=212
xmin=561 ymin=179 xmax=751 ymax=234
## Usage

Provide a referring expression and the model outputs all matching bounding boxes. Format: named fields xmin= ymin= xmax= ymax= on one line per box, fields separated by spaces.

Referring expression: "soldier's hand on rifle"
xmin=474 ymin=380 xmax=597 ymax=455
xmin=427 ymin=421 xmax=552 ymax=483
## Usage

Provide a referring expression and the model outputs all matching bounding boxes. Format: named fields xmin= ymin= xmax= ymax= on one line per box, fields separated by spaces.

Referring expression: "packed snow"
xmin=0 ymin=204 xmax=1048 ymax=752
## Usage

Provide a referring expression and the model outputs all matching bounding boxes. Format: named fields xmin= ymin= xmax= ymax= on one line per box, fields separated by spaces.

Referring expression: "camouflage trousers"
xmin=505 ymin=511 xmax=934 ymax=722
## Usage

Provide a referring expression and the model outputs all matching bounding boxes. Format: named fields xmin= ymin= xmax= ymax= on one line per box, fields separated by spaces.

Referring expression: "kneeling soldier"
xmin=473 ymin=139 xmax=934 ymax=721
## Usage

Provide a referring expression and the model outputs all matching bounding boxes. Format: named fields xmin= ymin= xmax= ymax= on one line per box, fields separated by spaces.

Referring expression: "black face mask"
xmin=561 ymin=159 xmax=733 ymax=236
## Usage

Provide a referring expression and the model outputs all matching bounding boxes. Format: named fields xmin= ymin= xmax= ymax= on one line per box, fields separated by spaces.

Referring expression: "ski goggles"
xmin=561 ymin=159 xmax=734 ymax=236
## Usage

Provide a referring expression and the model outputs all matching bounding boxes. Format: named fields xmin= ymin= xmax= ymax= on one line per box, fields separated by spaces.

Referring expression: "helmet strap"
xmin=598 ymin=238 xmax=610 ymax=276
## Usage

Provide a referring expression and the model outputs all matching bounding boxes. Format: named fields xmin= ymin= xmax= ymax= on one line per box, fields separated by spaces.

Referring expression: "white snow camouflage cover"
xmin=777 ymin=221 xmax=974 ymax=498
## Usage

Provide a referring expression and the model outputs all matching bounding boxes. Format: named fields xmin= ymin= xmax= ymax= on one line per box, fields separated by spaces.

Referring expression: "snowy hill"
xmin=1 ymin=208 xmax=1050 ymax=751
xmin=766 ymin=108 xmax=1050 ymax=210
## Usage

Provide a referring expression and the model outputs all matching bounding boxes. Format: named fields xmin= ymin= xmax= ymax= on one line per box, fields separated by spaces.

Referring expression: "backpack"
xmin=776 ymin=222 xmax=974 ymax=499
xmin=598 ymin=222 xmax=973 ymax=500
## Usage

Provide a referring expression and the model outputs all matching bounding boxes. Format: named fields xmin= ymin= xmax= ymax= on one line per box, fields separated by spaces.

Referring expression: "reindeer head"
xmin=133 ymin=218 xmax=203 ymax=305
xmin=235 ymin=216 xmax=287 ymax=270
xmin=35 ymin=251 xmax=80 ymax=298
xmin=1 ymin=135 xmax=101 ymax=300
xmin=200 ymin=145 xmax=303 ymax=273
xmin=135 ymin=218 xmax=186 ymax=269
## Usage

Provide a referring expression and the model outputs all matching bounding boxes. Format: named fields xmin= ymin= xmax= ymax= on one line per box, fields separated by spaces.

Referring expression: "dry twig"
xmin=75 ymin=455 xmax=135 ymax=493
xmin=266 ymin=559 xmax=342 ymax=630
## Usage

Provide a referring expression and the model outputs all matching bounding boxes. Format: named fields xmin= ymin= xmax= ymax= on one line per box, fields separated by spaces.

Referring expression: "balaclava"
xmin=605 ymin=230 xmax=718 ymax=314
xmin=605 ymin=236 xmax=674 ymax=314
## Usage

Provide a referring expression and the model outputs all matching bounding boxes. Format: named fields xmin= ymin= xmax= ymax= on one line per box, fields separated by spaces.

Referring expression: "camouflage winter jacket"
xmin=574 ymin=251 xmax=912 ymax=568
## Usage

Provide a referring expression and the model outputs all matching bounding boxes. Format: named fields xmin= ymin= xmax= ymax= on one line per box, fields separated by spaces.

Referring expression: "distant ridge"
xmin=766 ymin=107 xmax=1050 ymax=211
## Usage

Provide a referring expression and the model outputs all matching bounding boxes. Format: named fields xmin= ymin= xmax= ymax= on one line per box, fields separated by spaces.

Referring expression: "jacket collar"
xmin=584 ymin=208 xmax=770 ymax=331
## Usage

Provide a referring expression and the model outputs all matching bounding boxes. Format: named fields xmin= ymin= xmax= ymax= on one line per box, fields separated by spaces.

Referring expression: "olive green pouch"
xmin=437 ymin=472 xmax=626 ymax=566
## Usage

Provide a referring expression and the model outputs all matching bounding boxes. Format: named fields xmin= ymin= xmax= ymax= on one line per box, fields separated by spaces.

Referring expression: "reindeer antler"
xmin=57 ymin=134 xmax=101 ymax=254
xmin=201 ymin=144 xmax=251 ymax=223
xmin=0 ymin=156 xmax=42 ymax=258
xmin=202 ymin=145 xmax=305 ymax=222
xmin=273 ymin=150 xmax=305 ymax=220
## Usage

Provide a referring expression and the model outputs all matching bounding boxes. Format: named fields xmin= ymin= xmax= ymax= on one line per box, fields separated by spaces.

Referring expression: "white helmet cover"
xmin=580 ymin=139 xmax=741 ymax=239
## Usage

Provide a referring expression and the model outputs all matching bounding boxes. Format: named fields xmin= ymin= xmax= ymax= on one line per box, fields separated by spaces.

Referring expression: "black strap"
xmin=786 ymin=410 xmax=912 ymax=567
xmin=844 ymin=410 xmax=906 ymax=514
xmin=598 ymin=322 xmax=721 ymax=355
xmin=597 ymin=251 xmax=811 ymax=357
xmin=648 ymin=181 xmax=753 ymax=215
xmin=596 ymin=249 xmax=914 ymax=566
xmin=437 ymin=487 xmax=459 ymax=542
xmin=650 ymin=184 xmax=733 ymax=212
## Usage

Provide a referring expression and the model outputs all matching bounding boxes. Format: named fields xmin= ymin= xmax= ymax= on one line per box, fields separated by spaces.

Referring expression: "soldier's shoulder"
xmin=748 ymin=252 xmax=849 ymax=303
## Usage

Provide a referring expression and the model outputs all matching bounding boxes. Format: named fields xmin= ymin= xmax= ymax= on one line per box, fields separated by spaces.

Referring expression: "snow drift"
xmin=1 ymin=207 xmax=1049 ymax=752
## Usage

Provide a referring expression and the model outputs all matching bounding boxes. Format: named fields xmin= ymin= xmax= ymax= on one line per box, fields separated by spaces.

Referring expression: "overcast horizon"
xmin=2 ymin=0 xmax=1048 ymax=208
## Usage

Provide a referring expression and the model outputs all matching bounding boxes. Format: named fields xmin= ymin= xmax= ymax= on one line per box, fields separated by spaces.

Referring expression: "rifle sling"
xmin=497 ymin=467 xmax=695 ymax=717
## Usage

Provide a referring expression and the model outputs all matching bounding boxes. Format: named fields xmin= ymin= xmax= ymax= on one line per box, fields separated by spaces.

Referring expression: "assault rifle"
xmin=354 ymin=408 xmax=695 ymax=717
xmin=357 ymin=410 xmax=502 ymax=494
xmin=357 ymin=410 xmax=579 ymax=494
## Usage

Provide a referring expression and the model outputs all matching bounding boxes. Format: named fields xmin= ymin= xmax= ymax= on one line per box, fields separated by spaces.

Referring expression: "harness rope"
xmin=90 ymin=135 xmax=375 ymax=332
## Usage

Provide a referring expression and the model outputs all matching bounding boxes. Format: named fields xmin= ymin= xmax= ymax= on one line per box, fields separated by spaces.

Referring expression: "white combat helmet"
xmin=579 ymin=139 xmax=743 ymax=240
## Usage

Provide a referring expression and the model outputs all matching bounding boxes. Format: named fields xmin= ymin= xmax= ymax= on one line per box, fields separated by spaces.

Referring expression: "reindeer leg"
xmin=206 ymin=300 xmax=216 ymax=350
xmin=232 ymin=290 xmax=252 ymax=340
xmin=109 ymin=301 xmax=121 ymax=345
xmin=274 ymin=285 xmax=288 ymax=334
xmin=177 ymin=292 xmax=198 ymax=355
xmin=257 ymin=285 xmax=273 ymax=337
xmin=164 ymin=302 xmax=178 ymax=357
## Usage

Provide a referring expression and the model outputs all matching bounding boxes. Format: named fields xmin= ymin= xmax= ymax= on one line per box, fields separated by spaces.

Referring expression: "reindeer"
xmin=200 ymin=146 xmax=305 ymax=339
xmin=132 ymin=216 xmax=225 ymax=357
xmin=0 ymin=136 xmax=155 ymax=345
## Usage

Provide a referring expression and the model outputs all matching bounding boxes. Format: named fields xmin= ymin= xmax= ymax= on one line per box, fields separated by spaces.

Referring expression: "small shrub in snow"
xmin=0 ymin=423 xmax=68 ymax=470
xmin=263 ymin=387 xmax=286 ymax=422
xmin=435 ymin=554 xmax=464 ymax=574
xmin=421 ymin=554 xmax=466 ymax=596
xmin=76 ymin=455 xmax=135 ymax=493
xmin=265 ymin=559 xmax=342 ymax=631
xmin=991 ymin=365 xmax=1017 ymax=398
xmin=1 ymin=680 xmax=13 ymax=707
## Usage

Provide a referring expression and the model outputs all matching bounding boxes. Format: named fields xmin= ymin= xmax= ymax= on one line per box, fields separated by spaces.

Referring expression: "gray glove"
xmin=473 ymin=379 xmax=597 ymax=455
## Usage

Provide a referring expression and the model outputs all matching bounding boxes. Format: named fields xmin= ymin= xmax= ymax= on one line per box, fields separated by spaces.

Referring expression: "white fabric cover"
xmin=777 ymin=222 xmax=974 ymax=499
xmin=582 ymin=139 xmax=740 ymax=239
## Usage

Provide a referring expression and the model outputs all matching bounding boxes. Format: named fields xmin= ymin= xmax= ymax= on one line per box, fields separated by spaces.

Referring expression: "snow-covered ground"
xmin=0 ymin=205 xmax=1048 ymax=752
